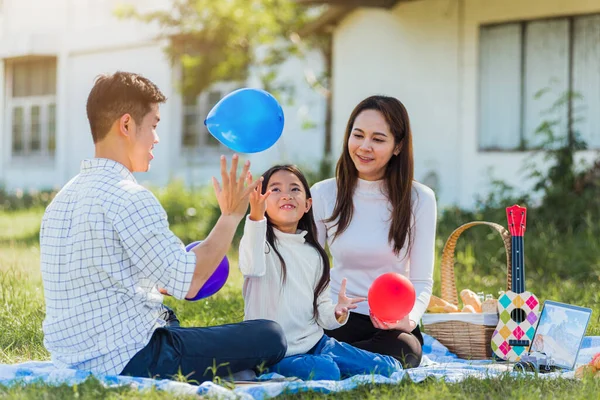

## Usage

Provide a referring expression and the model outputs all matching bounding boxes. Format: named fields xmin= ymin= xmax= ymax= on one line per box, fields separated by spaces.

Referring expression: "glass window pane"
xmin=182 ymin=108 xmax=198 ymax=148
xmin=207 ymin=91 xmax=222 ymax=108
xmin=205 ymin=91 xmax=222 ymax=147
xmin=523 ymin=19 xmax=570 ymax=149
xmin=183 ymin=94 xmax=197 ymax=106
xmin=48 ymin=103 xmax=56 ymax=155
xmin=573 ymin=14 xmax=600 ymax=149
xmin=11 ymin=59 xmax=57 ymax=97
xmin=12 ymin=62 xmax=30 ymax=97
xmin=45 ymin=61 xmax=57 ymax=96
xmin=478 ymin=24 xmax=523 ymax=150
xmin=30 ymin=105 xmax=41 ymax=152
xmin=12 ymin=107 xmax=24 ymax=154
xmin=30 ymin=63 xmax=45 ymax=96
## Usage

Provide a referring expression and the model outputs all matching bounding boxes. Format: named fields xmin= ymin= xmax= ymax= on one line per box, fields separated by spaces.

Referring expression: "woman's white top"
xmin=311 ymin=178 xmax=437 ymax=324
xmin=239 ymin=216 xmax=347 ymax=356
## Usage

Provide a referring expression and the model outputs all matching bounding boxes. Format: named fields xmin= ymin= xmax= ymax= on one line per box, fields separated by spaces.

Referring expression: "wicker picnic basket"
xmin=422 ymin=221 xmax=513 ymax=360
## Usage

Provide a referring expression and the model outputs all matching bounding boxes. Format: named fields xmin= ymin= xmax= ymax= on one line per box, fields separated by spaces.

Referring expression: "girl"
xmin=311 ymin=95 xmax=437 ymax=368
xmin=239 ymin=165 xmax=402 ymax=380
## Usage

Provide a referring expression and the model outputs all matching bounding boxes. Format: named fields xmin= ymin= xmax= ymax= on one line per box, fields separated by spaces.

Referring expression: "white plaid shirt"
xmin=40 ymin=158 xmax=196 ymax=376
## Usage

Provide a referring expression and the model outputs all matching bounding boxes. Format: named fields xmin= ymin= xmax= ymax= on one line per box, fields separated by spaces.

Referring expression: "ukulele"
xmin=491 ymin=205 xmax=541 ymax=361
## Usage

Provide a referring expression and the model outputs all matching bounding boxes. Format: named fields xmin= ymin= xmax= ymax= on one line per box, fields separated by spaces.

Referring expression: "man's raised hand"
xmin=212 ymin=154 xmax=261 ymax=221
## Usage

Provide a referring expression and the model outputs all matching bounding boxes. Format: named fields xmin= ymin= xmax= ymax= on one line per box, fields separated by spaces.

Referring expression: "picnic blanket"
xmin=1 ymin=334 xmax=599 ymax=399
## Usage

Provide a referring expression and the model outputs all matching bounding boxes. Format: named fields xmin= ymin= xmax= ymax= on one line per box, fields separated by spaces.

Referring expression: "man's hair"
xmin=86 ymin=71 xmax=167 ymax=143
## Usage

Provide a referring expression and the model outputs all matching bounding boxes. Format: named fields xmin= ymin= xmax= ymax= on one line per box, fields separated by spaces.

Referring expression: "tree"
xmin=118 ymin=0 xmax=335 ymax=176
xmin=117 ymin=0 xmax=327 ymax=101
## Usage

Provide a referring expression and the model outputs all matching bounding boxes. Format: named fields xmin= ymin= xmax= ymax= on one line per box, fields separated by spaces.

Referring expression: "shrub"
xmin=0 ymin=187 xmax=57 ymax=212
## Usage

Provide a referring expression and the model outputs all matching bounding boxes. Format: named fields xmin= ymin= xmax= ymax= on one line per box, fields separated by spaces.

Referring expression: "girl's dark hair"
xmin=261 ymin=165 xmax=330 ymax=321
xmin=326 ymin=95 xmax=415 ymax=256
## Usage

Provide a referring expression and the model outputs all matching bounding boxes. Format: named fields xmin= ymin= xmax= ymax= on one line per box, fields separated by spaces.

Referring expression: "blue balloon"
xmin=204 ymin=88 xmax=285 ymax=153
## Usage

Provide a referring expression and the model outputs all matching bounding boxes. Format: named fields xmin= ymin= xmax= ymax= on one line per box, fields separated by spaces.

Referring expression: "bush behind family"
xmin=3 ymin=150 xmax=600 ymax=285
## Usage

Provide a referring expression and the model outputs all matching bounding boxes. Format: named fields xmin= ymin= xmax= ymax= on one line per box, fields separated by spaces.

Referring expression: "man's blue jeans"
xmin=121 ymin=316 xmax=287 ymax=383
xmin=271 ymin=335 xmax=402 ymax=380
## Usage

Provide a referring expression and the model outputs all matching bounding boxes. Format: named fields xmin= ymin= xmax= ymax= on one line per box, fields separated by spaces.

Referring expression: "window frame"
xmin=4 ymin=57 xmax=58 ymax=164
xmin=180 ymin=85 xmax=237 ymax=164
xmin=477 ymin=13 xmax=600 ymax=152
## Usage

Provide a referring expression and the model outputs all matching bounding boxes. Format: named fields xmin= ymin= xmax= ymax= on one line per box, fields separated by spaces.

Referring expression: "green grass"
xmin=0 ymin=209 xmax=599 ymax=399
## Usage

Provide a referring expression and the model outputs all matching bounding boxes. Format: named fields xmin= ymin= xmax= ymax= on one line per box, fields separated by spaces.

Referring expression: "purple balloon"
xmin=184 ymin=241 xmax=229 ymax=301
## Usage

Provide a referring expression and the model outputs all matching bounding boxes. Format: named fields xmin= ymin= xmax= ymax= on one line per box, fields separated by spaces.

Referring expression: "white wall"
xmin=332 ymin=0 xmax=600 ymax=208
xmin=0 ymin=0 xmax=66 ymax=57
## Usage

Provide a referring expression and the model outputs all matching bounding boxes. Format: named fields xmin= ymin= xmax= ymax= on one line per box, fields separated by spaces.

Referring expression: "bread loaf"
xmin=428 ymin=295 xmax=450 ymax=308
xmin=427 ymin=295 xmax=459 ymax=313
xmin=460 ymin=289 xmax=482 ymax=313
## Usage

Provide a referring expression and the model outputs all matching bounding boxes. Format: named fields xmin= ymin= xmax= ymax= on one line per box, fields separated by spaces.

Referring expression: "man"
xmin=39 ymin=71 xmax=286 ymax=382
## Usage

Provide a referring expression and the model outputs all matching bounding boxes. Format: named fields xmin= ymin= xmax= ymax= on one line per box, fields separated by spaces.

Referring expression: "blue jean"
xmin=271 ymin=335 xmax=402 ymax=380
xmin=121 ymin=316 xmax=287 ymax=383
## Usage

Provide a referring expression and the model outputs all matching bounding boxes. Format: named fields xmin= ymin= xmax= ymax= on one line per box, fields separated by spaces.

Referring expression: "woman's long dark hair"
xmin=326 ymin=95 xmax=415 ymax=256
xmin=261 ymin=165 xmax=331 ymax=321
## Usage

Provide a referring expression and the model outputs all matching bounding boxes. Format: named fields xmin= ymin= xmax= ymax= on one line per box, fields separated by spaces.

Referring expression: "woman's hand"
xmin=248 ymin=175 xmax=271 ymax=221
xmin=370 ymin=313 xmax=416 ymax=332
xmin=334 ymin=278 xmax=366 ymax=322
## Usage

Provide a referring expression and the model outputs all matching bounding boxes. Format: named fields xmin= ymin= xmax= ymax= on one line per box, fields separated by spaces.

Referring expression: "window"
xmin=181 ymin=88 xmax=233 ymax=159
xmin=478 ymin=14 xmax=600 ymax=151
xmin=182 ymin=90 xmax=222 ymax=149
xmin=6 ymin=58 xmax=57 ymax=159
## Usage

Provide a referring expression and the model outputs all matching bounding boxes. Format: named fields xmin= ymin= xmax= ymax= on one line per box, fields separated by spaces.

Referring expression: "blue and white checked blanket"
xmin=1 ymin=334 xmax=599 ymax=399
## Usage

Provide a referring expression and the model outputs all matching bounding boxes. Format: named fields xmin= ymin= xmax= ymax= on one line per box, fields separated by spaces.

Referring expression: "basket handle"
xmin=440 ymin=221 xmax=512 ymax=306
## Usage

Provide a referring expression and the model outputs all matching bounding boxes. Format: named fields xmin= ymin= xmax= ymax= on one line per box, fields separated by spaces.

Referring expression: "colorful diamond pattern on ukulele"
xmin=499 ymin=326 xmax=511 ymax=339
xmin=513 ymin=326 xmax=525 ymax=340
xmin=513 ymin=296 xmax=525 ymax=308
xmin=499 ymin=341 xmax=511 ymax=355
xmin=500 ymin=310 xmax=511 ymax=324
xmin=526 ymin=296 xmax=538 ymax=309
xmin=513 ymin=346 xmax=525 ymax=356
xmin=527 ymin=326 xmax=536 ymax=339
xmin=527 ymin=311 xmax=538 ymax=325
xmin=499 ymin=294 xmax=512 ymax=309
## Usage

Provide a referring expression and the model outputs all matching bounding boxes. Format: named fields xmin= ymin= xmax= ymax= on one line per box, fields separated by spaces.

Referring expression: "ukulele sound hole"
xmin=511 ymin=308 xmax=527 ymax=323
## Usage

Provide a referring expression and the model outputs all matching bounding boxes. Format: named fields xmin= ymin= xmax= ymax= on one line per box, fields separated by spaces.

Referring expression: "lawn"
xmin=0 ymin=209 xmax=598 ymax=399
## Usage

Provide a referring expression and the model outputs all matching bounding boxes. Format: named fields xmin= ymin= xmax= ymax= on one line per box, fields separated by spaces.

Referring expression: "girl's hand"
xmin=248 ymin=175 xmax=271 ymax=221
xmin=369 ymin=313 xmax=416 ymax=332
xmin=334 ymin=278 xmax=366 ymax=322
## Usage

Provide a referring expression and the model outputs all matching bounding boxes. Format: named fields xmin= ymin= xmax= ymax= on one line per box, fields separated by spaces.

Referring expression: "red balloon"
xmin=368 ymin=273 xmax=416 ymax=323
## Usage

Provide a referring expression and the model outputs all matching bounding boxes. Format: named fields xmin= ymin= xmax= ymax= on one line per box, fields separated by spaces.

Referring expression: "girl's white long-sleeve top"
xmin=239 ymin=216 xmax=347 ymax=356
xmin=311 ymin=178 xmax=437 ymax=325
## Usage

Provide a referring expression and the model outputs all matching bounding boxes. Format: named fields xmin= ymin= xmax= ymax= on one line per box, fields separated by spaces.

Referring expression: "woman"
xmin=311 ymin=95 xmax=437 ymax=368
